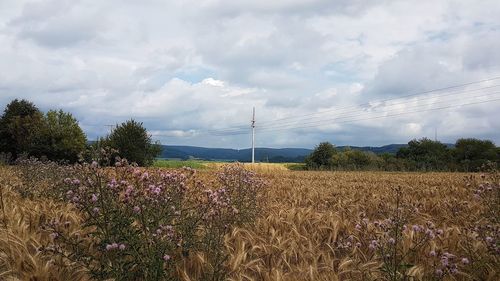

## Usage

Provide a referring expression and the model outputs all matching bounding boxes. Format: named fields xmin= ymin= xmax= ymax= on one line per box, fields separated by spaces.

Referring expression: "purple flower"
xmin=429 ymin=250 xmax=436 ymax=257
xmin=435 ymin=269 xmax=443 ymax=276
xmin=461 ymin=257 xmax=469 ymax=265
xmin=485 ymin=236 xmax=493 ymax=243
xmin=355 ymin=224 xmax=362 ymax=230
xmin=163 ymin=254 xmax=171 ymax=261
xmin=412 ymin=225 xmax=421 ymax=232
xmin=436 ymin=229 xmax=443 ymax=235
xmin=119 ymin=244 xmax=126 ymax=250
xmin=133 ymin=206 xmax=141 ymax=213
xmin=91 ymin=194 xmax=98 ymax=202
xmin=92 ymin=207 xmax=100 ymax=214
xmin=49 ymin=232 xmax=58 ymax=240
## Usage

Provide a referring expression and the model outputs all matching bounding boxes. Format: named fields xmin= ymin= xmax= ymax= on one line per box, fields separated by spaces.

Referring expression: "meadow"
xmin=0 ymin=162 xmax=498 ymax=280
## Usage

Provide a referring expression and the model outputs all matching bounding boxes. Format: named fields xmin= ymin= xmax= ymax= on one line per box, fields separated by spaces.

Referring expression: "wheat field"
xmin=0 ymin=166 xmax=498 ymax=280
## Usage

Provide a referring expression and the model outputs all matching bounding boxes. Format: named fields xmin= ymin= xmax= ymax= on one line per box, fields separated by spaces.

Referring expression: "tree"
xmin=396 ymin=138 xmax=451 ymax=171
xmin=106 ymin=120 xmax=161 ymax=166
xmin=33 ymin=110 xmax=87 ymax=163
xmin=0 ymin=99 xmax=44 ymax=159
xmin=305 ymin=142 xmax=337 ymax=169
xmin=453 ymin=138 xmax=498 ymax=171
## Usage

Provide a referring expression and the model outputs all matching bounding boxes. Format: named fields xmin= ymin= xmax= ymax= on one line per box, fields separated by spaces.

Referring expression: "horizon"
xmin=1 ymin=1 xmax=499 ymax=148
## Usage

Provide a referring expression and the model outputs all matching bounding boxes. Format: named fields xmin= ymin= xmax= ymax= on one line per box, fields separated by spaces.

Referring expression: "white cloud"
xmin=0 ymin=0 xmax=499 ymax=148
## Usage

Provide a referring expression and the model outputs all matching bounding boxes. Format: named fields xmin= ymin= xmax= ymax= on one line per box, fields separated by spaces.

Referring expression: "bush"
xmin=0 ymin=99 xmax=44 ymax=160
xmin=24 ymin=157 xmax=267 ymax=280
xmin=305 ymin=142 xmax=337 ymax=169
xmin=454 ymin=138 xmax=498 ymax=171
xmin=0 ymin=100 xmax=87 ymax=163
xmin=104 ymin=120 xmax=162 ymax=166
xmin=32 ymin=110 xmax=87 ymax=163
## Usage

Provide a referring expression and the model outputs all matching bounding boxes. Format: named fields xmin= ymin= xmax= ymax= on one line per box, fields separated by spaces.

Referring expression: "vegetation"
xmin=306 ymin=138 xmax=499 ymax=171
xmin=1 ymin=162 xmax=498 ymax=280
xmin=2 ymin=156 xmax=266 ymax=280
xmin=154 ymin=159 xmax=208 ymax=169
xmin=97 ymin=119 xmax=162 ymax=166
xmin=305 ymin=142 xmax=337 ymax=169
xmin=0 ymin=100 xmax=87 ymax=163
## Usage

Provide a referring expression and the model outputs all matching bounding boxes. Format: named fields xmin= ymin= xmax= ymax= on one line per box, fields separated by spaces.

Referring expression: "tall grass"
xmin=1 ymin=164 xmax=498 ymax=280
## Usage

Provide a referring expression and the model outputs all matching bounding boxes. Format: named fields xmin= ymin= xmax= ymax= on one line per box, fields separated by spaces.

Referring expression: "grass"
xmin=1 ymin=165 xmax=498 ymax=280
xmin=154 ymin=159 xmax=300 ymax=172
xmin=153 ymin=159 xmax=209 ymax=169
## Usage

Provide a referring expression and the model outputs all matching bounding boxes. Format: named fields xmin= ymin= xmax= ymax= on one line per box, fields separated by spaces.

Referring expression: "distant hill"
xmin=159 ymin=143 xmax=443 ymax=162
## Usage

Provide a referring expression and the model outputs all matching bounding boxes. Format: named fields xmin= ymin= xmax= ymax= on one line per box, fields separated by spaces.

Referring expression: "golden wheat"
xmin=1 ymin=167 xmax=498 ymax=280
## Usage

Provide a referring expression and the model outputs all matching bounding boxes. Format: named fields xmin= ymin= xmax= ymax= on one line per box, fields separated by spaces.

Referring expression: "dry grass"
xmin=1 ymin=167 xmax=498 ymax=280
xmin=0 ymin=167 xmax=88 ymax=281
xmin=206 ymin=162 xmax=290 ymax=173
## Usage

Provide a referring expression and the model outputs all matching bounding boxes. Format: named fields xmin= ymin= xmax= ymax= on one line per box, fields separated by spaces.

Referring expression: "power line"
xmin=256 ymin=91 xmax=500 ymax=131
xmin=149 ymin=76 xmax=500 ymax=139
xmin=258 ymin=76 xmax=500 ymax=126
xmin=257 ymin=96 xmax=500 ymax=134
xmin=183 ymin=77 xmax=500 ymax=135
xmin=198 ymin=88 xmax=500 ymax=136
xmin=190 ymin=95 xmax=500 ymax=137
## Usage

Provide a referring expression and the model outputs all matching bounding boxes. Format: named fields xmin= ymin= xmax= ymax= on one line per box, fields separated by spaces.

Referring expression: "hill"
xmin=159 ymin=143 xmax=433 ymax=162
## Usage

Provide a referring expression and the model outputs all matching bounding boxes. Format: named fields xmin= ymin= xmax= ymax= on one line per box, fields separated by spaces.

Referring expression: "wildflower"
xmin=119 ymin=244 xmax=126 ymax=250
xmin=163 ymin=254 xmax=171 ymax=261
xmin=355 ymin=224 xmax=362 ymax=230
xmin=91 ymin=161 xmax=98 ymax=168
xmin=412 ymin=225 xmax=421 ymax=232
xmin=133 ymin=206 xmax=141 ymax=213
xmin=92 ymin=207 xmax=100 ymax=214
xmin=388 ymin=238 xmax=395 ymax=244
xmin=461 ymin=257 xmax=469 ymax=265
xmin=429 ymin=250 xmax=436 ymax=257
xmin=91 ymin=194 xmax=98 ymax=202
xmin=435 ymin=269 xmax=443 ymax=276
xmin=441 ymin=256 xmax=449 ymax=266
xmin=485 ymin=236 xmax=493 ymax=243
xmin=436 ymin=229 xmax=443 ymax=235
xmin=49 ymin=232 xmax=58 ymax=240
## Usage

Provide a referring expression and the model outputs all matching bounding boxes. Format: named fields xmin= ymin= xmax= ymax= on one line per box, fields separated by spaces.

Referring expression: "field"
xmin=0 ymin=165 xmax=498 ymax=280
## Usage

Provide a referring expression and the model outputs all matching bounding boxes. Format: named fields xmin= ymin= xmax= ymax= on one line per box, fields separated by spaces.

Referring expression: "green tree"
xmin=0 ymin=99 xmax=44 ymax=159
xmin=305 ymin=142 xmax=337 ymax=169
xmin=453 ymin=138 xmax=498 ymax=171
xmin=33 ymin=110 xmax=87 ymax=163
xmin=396 ymin=138 xmax=451 ymax=171
xmin=106 ymin=119 xmax=161 ymax=166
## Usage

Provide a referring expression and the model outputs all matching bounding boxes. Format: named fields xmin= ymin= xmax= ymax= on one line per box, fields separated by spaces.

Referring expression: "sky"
xmin=0 ymin=0 xmax=499 ymax=148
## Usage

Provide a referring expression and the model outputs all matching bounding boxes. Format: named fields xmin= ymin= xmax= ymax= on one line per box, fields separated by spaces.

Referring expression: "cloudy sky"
xmin=1 ymin=0 xmax=499 ymax=148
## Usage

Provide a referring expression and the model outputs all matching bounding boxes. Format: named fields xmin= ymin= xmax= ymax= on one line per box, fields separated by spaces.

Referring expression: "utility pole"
xmin=251 ymin=107 xmax=255 ymax=163
xmin=435 ymin=127 xmax=437 ymax=142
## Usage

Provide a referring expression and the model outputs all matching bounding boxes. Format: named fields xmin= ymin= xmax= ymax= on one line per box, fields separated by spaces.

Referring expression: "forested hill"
xmin=159 ymin=144 xmax=429 ymax=162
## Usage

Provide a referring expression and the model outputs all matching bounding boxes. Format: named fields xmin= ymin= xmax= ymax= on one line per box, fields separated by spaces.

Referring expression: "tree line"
xmin=0 ymin=99 xmax=160 ymax=166
xmin=306 ymin=138 xmax=499 ymax=172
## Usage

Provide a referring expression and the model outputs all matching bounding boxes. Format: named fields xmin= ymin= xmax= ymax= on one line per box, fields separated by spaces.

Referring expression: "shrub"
xmin=103 ymin=120 xmax=161 ymax=166
xmin=305 ymin=142 xmax=337 ymax=169
xmin=26 ymin=157 xmax=266 ymax=280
